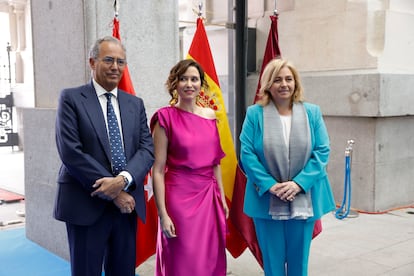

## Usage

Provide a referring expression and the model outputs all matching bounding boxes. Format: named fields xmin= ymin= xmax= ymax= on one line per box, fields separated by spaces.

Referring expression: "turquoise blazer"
xmin=240 ymin=103 xmax=335 ymax=221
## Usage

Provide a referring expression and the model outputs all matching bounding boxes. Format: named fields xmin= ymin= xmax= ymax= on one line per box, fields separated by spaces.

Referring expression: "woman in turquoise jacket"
xmin=240 ymin=59 xmax=335 ymax=276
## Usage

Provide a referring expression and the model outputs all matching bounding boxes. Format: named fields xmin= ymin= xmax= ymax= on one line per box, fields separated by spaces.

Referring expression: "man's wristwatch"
xmin=121 ymin=175 xmax=129 ymax=188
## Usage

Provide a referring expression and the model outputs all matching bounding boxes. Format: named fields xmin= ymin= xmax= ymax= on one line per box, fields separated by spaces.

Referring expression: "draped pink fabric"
xmin=153 ymin=107 xmax=227 ymax=276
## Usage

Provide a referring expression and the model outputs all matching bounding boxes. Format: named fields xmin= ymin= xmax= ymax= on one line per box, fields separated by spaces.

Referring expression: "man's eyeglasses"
xmin=98 ymin=56 xmax=127 ymax=67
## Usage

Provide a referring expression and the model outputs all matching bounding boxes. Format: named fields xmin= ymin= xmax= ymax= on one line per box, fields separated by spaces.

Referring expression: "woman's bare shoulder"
xmin=200 ymin=106 xmax=216 ymax=119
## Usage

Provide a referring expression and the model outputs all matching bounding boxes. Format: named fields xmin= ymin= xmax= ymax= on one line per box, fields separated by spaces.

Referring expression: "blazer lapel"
xmin=118 ymin=92 xmax=134 ymax=160
xmin=81 ymin=83 xmax=112 ymax=162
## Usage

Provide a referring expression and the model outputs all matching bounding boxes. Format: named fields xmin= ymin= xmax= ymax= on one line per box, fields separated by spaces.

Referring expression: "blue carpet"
xmin=0 ymin=227 xmax=70 ymax=276
xmin=0 ymin=227 xmax=141 ymax=276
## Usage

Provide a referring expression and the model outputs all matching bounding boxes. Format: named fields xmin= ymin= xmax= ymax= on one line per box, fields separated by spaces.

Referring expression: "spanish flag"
xmin=186 ymin=17 xmax=248 ymax=258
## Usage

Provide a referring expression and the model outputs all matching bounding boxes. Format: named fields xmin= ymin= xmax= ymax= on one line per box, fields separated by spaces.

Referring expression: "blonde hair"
xmin=256 ymin=58 xmax=304 ymax=106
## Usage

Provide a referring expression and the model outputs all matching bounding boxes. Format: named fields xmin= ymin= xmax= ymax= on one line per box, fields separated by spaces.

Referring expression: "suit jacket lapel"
xmin=81 ymin=82 xmax=112 ymax=163
xmin=118 ymin=92 xmax=133 ymax=160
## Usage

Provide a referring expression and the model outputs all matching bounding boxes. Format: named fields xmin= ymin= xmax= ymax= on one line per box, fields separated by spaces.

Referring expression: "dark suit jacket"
xmin=54 ymin=81 xmax=154 ymax=225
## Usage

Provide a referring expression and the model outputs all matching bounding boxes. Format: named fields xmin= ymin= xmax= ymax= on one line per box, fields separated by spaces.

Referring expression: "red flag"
xmin=254 ymin=14 xmax=282 ymax=102
xmin=135 ymin=171 xmax=158 ymax=267
xmin=229 ymin=164 xmax=263 ymax=266
xmin=112 ymin=15 xmax=158 ymax=267
xmin=254 ymin=14 xmax=323 ymax=239
xmin=229 ymin=15 xmax=283 ymax=268
xmin=112 ymin=17 xmax=136 ymax=95
xmin=186 ymin=18 xmax=248 ymax=258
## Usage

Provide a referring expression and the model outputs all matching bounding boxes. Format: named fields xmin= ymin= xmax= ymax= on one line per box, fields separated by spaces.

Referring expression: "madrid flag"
xmin=112 ymin=15 xmax=158 ymax=267
xmin=254 ymin=14 xmax=282 ymax=102
xmin=112 ymin=17 xmax=136 ymax=95
xmin=230 ymin=14 xmax=283 ymax=268
xmin=252 ymin=14 xmax=322 ymax=238
xmin=186 ymin=18 xmax=248 ymax=257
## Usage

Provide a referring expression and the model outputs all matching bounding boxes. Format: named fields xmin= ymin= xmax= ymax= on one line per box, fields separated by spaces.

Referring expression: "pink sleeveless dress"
xmin=152 ymin=106 xmax=227 ymax=276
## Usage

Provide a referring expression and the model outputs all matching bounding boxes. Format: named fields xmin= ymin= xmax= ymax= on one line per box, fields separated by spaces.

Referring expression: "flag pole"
xmin=273 ymin=0 xmax=278 ymax=16
xmin=198 ymin=2 xmax=203 ymax=17
xmin=235 ymin=0 xmax=247 ymax=158
xmin=113 ymin=0 xmax=119 ymax=17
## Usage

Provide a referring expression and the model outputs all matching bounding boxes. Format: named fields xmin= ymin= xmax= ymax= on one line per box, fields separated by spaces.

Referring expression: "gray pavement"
xmin=0 ymin=147 xmax=413 ymax=275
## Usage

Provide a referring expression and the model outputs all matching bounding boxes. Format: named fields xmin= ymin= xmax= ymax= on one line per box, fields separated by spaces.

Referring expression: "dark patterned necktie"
xmin=105 ymin=93 xmax=126 ymax=175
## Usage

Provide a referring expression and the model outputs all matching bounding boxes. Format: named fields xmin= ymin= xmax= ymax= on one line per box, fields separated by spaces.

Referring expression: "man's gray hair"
xmin=89 ymin=36 xmax=126 ymax=59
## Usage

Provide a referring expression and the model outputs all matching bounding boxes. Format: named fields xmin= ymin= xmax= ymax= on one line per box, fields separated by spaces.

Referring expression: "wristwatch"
xmin=121 ymin=175 xmax=129 ymax=188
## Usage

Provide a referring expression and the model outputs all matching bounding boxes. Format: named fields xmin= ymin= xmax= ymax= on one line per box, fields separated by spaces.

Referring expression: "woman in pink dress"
xmin=151 ymin=59 xmax=228 ymax=276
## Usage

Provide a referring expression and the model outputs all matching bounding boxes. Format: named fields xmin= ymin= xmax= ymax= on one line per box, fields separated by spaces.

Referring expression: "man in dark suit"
xmin=54 ymin=36 xmax=154 ymax=276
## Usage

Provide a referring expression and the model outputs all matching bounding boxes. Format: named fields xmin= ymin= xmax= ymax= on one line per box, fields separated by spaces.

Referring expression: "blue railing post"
xmin=335 ymin=140 xmax=355 ymax=219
